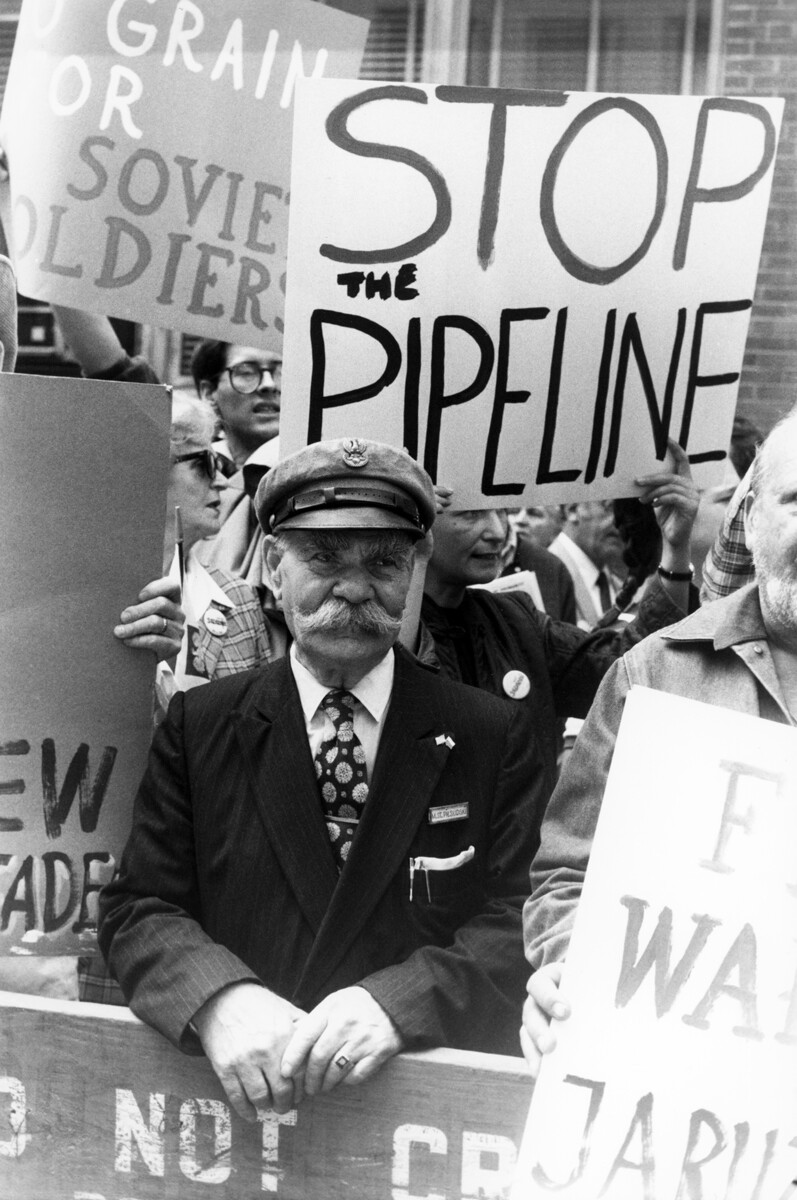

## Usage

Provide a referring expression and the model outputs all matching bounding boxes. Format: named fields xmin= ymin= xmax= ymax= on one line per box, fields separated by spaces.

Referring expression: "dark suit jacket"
xmin=99 ymin=647 xmax=546 ymax=1056
xmin=504 ymin=537 xmax=578 ymax=625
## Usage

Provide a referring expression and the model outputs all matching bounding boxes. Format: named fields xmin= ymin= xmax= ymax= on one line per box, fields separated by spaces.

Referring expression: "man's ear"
xmin=742 ymin=488 xmax=757 ymax=554
xmin=199 ymin=378 xmax=217 ymax=405
xmin=263 ymin=535 xmax=284 ymax=600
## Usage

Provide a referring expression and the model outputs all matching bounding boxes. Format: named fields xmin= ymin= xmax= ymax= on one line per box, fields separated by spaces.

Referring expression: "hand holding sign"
xmin=114 ymin=575 xmax=184 ymax=662
xmin=520 ymin=962 xmax=570 ymax=1078
xmin=635 ymin=437 xmax=700 ymax=555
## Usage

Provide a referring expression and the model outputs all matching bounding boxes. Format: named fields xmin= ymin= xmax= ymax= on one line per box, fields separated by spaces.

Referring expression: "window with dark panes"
xmin=466 ymin=0 xmax=715 ymax=95
xmin=331 ymin=0 xmax=425 ymax=81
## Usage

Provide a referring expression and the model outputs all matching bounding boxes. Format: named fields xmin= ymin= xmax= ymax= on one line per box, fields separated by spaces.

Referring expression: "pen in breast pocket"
xmin=409 ymin=846 xmax=475 ymax=901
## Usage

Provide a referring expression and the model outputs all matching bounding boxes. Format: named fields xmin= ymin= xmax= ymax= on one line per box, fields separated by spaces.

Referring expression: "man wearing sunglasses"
xmin=50 ymin=308 xmax=284 ymax=630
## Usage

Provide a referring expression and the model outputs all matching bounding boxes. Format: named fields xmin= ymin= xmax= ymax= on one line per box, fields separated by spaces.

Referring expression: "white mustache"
xmin=294 ymin=597 xmax=402 ymax=638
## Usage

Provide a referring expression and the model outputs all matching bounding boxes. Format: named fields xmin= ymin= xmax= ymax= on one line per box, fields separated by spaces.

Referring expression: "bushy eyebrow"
xmin=287 ymin=530 xmax=414 ymax=560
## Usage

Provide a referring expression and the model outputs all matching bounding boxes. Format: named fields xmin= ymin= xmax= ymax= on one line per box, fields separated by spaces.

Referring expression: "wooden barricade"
xmin=0 ymin=991 xmax=533 ymax=1199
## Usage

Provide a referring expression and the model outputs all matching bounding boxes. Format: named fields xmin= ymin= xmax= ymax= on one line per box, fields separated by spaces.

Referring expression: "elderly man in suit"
xmin=548 ymin=501 xmax=626 ymax=628
xmin=100 ymin=437 xmax=545 ymax=1121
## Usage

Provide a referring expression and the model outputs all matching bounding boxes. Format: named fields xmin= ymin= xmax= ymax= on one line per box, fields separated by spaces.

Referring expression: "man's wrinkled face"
xmin=513 ymin=505 xmax=563 ymax=550
xmin=567 ymin=501 xmax=624 ymax=571
xmin=745 ymin=422 xmax=797 ymax=632
xmin=266 ymin=529 xmax=415 ymax=674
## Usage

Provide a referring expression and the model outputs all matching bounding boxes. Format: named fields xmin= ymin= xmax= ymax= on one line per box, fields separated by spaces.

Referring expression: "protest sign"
xmin=0 ymin=373 xmax=170 ymax=954
xmin=0 ymin=0 xmax=368 ymax=351
xmin=281 ymin=82 xmax=783 ymax=504
xmin=512 ymin=687 xmax=797 ymax=1199
xmin=0 ymin=993 xmax=532 ymax=1198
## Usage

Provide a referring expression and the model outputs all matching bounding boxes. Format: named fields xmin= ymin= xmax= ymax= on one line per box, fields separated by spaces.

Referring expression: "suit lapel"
xmin=298 ymin=652 xmax=451 ymax=993
xmin=551 ymin=536 xmax=600 ymax=627
xmin=231 ymin=662 xmax=338 ymax=935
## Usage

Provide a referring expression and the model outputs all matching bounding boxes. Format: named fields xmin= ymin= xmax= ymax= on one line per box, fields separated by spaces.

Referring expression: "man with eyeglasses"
xmin=192 ymin=341 xmax=282 ymax=475
xmin=191 ymin=341 xmax=287 ymax=643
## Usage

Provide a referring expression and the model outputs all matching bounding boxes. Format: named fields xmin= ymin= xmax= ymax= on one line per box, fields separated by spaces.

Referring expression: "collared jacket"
xmin=99 ymin=646 xmax=547 ymax=1056
xmin=420 ymin=576 xmax=686 ymax=797
xmin=524 ymin=583 xmax=793 ymax=969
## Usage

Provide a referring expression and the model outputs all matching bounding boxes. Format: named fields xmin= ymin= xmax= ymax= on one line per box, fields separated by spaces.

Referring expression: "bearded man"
xmin=520 ymin=411 xmax=797 ymax=1074
xmin=99 ymin=438 xmax=546 ymax=1119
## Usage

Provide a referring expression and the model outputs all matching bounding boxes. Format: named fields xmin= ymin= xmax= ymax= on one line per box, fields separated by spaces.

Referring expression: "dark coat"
xmin=99 ymin=647 xmax=546 ymax=1056
xmin=421 ymin=578 xmax=685 ymax=795
xmin=503 ymin=537 xmax=577 ymax=625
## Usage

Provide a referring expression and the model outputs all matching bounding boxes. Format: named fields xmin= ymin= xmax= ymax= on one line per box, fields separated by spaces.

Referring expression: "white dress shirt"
xmin=559 ymin=536 xmax=618 ymax=612
xmin=289 ymin=645 xmax=395 ymax=780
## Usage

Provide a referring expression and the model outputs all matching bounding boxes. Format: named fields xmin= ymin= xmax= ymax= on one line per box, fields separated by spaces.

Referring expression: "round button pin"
xmin=203 ymin=608 xmax=228 ymax=637
xmin=502 ymin=670 xmax=530 ymax=699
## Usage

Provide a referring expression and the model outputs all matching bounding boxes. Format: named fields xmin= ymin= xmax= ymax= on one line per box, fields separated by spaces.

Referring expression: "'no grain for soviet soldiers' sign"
xmin=280 ymin=82 xmax=783 ymax=505
xmin=0 ymin=0 xmax=368 ymax=352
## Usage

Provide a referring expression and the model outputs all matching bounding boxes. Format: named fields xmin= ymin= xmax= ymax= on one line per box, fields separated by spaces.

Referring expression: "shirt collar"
xmin=289 ymin=644 xmax=395 ymax=723
xmin=562 ymin=535 xmax=605 ymax=586
xmin=662 ymin=582 xmax=767 ymax=650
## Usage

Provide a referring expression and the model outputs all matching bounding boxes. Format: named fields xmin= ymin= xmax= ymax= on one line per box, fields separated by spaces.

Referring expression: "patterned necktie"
xmin=313 ymin=689 xmax=369 ymax=871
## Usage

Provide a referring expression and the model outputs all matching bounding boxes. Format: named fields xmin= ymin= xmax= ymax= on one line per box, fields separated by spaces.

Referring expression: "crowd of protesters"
xmin=4 ymin=265 xmax=789 ymax=1118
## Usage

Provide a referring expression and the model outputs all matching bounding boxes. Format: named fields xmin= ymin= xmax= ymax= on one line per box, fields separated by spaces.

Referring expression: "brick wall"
xmin=722 ymin=0 xmax=797 ymax=434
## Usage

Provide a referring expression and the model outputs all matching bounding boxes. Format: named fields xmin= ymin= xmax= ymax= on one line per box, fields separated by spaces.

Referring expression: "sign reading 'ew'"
xmin=513 ymin=687 xmax=797 ymax=1200
xmin=0 ymin=0 xmax=368 ymax=351
xmin=281 ymin=82 xmax=783 ymax=504
xmin=0 ymin=373 xmax=170 ymax=955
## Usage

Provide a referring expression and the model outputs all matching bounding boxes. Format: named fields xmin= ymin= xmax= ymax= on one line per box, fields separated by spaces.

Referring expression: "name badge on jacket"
xmin=428 ymin=803 xmax=469 ymax=824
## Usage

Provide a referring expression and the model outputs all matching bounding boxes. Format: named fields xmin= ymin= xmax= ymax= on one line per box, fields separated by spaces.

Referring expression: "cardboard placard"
xmin=281 ymin=82 xmax=783 ymax=504
xmin=0 ymin=994 xmax=533 ymax=1199
xmin=0 ymin=373 xmax=170 ymax=954
xmin=513 ymin=687 xmax=797 ymax=1199
xmin=0 ymin=0 xmax=368 ymax=350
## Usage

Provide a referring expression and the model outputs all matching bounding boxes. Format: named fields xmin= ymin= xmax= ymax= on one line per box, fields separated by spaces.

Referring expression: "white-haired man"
xmin=521 ymin=411 xmax=797 ymax=1073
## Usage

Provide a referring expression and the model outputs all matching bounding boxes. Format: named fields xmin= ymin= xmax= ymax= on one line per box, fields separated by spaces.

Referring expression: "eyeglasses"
xmin=172 ymin=450 xmax=224 ymax=479
xmin=222 ymin=359 xmax=281 ymax=395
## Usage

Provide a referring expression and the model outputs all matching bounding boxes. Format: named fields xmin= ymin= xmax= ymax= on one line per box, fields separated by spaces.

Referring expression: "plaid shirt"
xmin=82 ymin=569 xmax=274 ymax=1005
xmin=78 ymin=954 xmax=126 ymax=1005
xmin=699 ymin=465 xmax=754 ymax=603
xmin=191 ymin=566 xmax=274 ymax=678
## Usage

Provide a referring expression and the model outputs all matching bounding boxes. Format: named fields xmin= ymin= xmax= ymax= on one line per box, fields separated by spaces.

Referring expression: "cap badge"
xmin=342 ymin=439 xmax=369 ymax=469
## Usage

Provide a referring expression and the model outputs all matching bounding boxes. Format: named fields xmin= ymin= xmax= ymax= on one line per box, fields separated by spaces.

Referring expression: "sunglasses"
xmin=172 ymin=450 xmax=224 ymax=479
